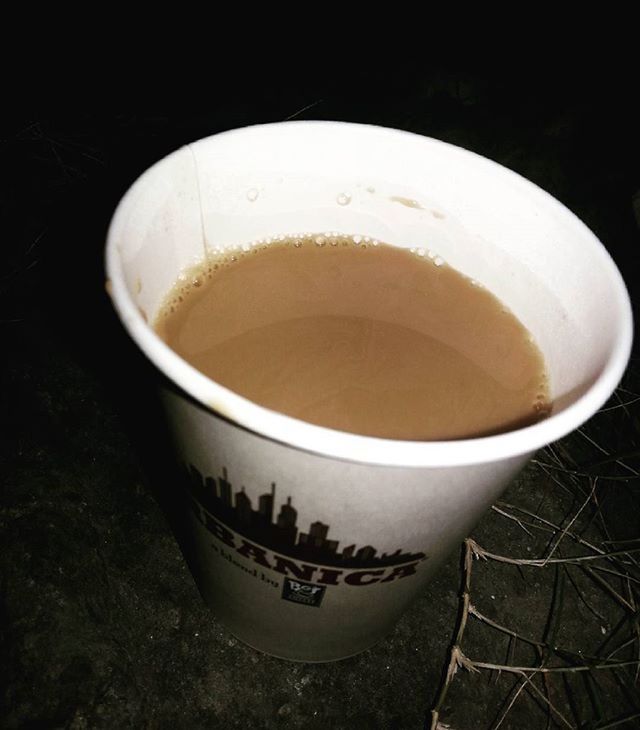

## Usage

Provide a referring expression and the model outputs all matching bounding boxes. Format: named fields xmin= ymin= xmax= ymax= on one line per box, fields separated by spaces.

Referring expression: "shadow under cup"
xmin=105 ymin=122 xmax=632 ymax=661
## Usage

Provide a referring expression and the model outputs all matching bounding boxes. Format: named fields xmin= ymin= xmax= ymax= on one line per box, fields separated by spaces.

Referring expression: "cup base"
xmin=223 ymin=621 xmax=385 ymax=663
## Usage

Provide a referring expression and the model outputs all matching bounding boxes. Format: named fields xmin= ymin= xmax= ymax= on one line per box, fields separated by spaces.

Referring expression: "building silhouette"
xmin=356 ymin=546 xmax=376 ymax=561
xmin=342 ymin=545 xmax=355 ymax=559
xmin=219 ymin=467 xmax=232 ymax=507
xmin=275 ymin=497 xmax=298 ymax=548
xmin=258 ymin=484 xmax=275 ymax=525
xmin=183 ymin=464 xmax=425 ymax=569
xmin=235 ymin=489 xmax=252 ymax=525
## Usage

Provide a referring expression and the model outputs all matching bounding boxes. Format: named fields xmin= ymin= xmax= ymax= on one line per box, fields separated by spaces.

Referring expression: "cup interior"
xmin=106 ymin=122 xmax=632 ymax=466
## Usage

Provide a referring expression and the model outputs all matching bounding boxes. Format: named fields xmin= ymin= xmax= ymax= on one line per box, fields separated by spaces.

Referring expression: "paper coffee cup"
xmin=105 ymin=122 xmax=633 ymax=661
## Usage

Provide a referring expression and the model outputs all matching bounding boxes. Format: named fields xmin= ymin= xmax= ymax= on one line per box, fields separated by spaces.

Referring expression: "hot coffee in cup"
xmin=155 ymin=235 xmax=550 ymax=440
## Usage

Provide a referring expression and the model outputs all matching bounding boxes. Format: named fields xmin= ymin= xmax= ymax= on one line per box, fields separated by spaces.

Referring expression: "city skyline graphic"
xmin=184 ymin=464 xmax=425 ymax=569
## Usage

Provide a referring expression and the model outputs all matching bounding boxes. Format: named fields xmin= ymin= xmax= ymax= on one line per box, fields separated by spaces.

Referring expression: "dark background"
xmin=2 ymin=70 xmax=639 ymax=728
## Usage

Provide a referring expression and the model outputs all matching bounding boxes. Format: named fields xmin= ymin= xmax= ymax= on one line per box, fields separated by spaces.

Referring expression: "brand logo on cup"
xmin=185 ymin=464 xmax=426 ymax=569
xmin=281 ymin=578 xmax=326 ymax=607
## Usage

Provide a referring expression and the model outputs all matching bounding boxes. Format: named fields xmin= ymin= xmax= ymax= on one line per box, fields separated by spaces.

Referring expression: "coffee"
xmin=154 ymin=235 xmax=550 ymax=440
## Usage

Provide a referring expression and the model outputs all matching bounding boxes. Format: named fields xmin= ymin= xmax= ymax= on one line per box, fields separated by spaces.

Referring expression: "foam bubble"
xmin=336 ymin=192 xmax=351 ymax=206
xmin=246 ymin=188 xmax=259 ymax=202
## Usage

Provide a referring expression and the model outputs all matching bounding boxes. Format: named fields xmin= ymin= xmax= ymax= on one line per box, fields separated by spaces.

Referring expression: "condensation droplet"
xmin=337 ymin=192 xmax=351 ymax=206
xmin=246 ymin=188 xmax=259 ymax=202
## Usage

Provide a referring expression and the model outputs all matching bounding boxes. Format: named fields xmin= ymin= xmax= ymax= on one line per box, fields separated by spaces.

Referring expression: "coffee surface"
xmin=155 ymin=235 xmax=550 ymax=440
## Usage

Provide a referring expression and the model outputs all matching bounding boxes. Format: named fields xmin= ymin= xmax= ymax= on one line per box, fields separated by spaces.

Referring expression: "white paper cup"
xmin=105 ymin=122 xmax=633 ymax=661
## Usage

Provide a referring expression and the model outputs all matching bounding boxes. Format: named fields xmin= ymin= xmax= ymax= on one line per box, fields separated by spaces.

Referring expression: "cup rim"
xmin=105 ymin=121 xmax=634 ymax=468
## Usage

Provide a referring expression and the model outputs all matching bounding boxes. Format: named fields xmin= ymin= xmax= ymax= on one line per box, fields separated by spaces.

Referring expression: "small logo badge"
xmin=281 ymin=578 xmax=326 ymax=607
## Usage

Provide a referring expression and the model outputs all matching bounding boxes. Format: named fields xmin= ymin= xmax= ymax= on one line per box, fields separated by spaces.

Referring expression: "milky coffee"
xmin=155 ymin=235 xmax=550 ymax=440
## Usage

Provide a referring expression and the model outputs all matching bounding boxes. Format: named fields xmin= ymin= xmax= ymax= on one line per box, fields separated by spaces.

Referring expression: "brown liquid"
xmin=155 ymin=235 xmax=550 ymax=440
